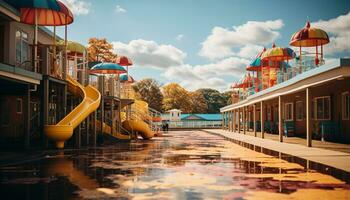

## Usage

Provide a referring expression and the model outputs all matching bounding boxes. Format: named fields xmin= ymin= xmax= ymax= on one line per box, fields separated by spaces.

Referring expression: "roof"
xmin=221 ymin=58 xmax=350 ymax=112
xmin=166 ymin=109 xmax=182 ymax=112
xmin=181 ymin=114 xmax=221 ymax=121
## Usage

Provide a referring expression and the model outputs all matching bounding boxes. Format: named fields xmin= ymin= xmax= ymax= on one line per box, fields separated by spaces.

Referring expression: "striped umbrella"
xmin=90 ymin=63 xmax=126 ymax=75
xmin=261 ymin=43 xmax=296 ymax=62
xmin=115 ymin=56 xmax=133 ymax=66
xmin=246 ymin=47 xmax=266 ymax=71
xmin=290 ymin=21 xmax=329 ymax=65
xmin=9 ymin=0 xmax=74 ymax=74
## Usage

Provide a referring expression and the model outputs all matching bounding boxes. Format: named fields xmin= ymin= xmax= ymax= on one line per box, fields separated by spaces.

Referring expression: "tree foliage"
xmin=189 ymin=91 xmax=208 ymax=113
xmin=87 ymin=38 xmax=117 ymax=62
xmin=132 ymin=79 xmax=164 ymax=112
xmin=162 ymin=83 xmax=192 ymax=113
xmin=196 ymin=88 xmax=227 ymax=113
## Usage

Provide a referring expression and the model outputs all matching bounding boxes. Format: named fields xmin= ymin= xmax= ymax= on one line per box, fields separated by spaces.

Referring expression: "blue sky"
xmin=59 ymin=0 xmax=350 ymax=91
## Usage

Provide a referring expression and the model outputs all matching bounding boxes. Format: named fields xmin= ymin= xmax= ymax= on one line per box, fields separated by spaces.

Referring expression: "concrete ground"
xmin=203 ymin=129 xmax=350 ymax=173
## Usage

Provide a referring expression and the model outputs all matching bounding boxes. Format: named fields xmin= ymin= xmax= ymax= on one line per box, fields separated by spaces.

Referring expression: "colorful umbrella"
xmin=290 ymin=21 xmax=329 ymax=65
xmin=120 ymin=74 xmax=135 ymax=83
xmin=261 ymin=44 xmax=296 ymax=62
xmin=90 ymin=63 xmax=127 ymax=75
xmin=10 ymin=0 xmax=74 ymax=74
xmin=115 ymin=56 xmax=133 ymax=66
xmin=58 ymin=40 xmax=86 ymax=55
xmin=246 ymin=47 xmax=266 ymax=71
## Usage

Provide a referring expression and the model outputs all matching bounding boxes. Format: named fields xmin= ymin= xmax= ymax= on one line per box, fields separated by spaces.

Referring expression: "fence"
xmin=160 ymin=120 xmax=222 ymax=129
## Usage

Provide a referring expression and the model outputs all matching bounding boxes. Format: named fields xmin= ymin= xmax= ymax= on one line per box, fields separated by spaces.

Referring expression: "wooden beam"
xmin=261 ymin=101 xmax=264 ymax=139
xmin=253 ymin=104 xmax=256 ymax=137
xmin=279 ymin=96 xmax=283 ymax=142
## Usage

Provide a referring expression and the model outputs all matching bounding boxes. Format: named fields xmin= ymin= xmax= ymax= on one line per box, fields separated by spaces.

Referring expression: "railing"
xmin=238 ymin=54 xmax=324 ymax=100
xmin=164 ymin=121 xmax=222 ymax=129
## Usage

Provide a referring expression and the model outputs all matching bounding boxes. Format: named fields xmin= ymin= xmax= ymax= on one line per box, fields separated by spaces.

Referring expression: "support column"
xmin=111 ymin=99 xmax=114 ymax=136
xmin=233 ymin=110 xmax=236 ymax=132
xmin=43 ymin=78 xmax=49 ymax=147
xmin=253 ymin=104 xmax=256 ymax=137
xmin=238 ymin=108 xmax=241 ymax=133
xmin=221 ymin=113 xmax=224 ymax=129
xmin=86 ymin=117 xmax=89 ymax=146
xmin=93 ymin=111 xmax=97 ymax=147
xmin=306 ymin=88 xmax=312 ymax=147
xmin=261 ymin=101 xmax=264 ymax=139
xmin=243 ymin=107 xmax=246 ymax=134
xmin=25 ymin=84 xmax=31 ymax=149
xmin=231 ymin=110 xmax=234 ymax=132
xmin=278 ymin=96 xmax=283 ymax=142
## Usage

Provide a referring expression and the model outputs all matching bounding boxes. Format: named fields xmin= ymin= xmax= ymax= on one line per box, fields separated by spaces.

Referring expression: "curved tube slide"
xmin=44 ymin=76 xmax=101 ymax=148
xmin=122 ymin=119 xmax=154 ymax=139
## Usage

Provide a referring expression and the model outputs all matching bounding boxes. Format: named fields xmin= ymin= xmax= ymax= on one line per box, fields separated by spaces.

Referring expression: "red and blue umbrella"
xmin=120 ymin=74 xmax=135 ymax=83
xmin=90 ymin=63 xmax=127 ymax=75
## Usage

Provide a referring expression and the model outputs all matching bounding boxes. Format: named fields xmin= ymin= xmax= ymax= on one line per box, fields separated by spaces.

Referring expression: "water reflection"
xmin=0 ymin=131 xmax=349 ymax=200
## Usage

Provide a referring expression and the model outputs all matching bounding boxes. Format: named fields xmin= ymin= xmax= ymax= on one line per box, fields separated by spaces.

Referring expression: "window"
xmin=342 ymin=92 xmax=350 ymax=120
xmin=296 ymin=101 xmax=304 ymax=121
xmin=284 ymin=103 xmax=293 ymax=121
xmin=15 ymin=30 xmax=29 ymax=65
xmin=314 ymin=96 xmax=331 ymax=120
xmin=16 ymin=98 xmax=22 ymax=114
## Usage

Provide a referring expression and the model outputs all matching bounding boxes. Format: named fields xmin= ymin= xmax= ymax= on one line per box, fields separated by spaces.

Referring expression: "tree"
xmin=189 ymin=91 xmax=207 ymax=113
xmin=162 ymin=83 xmax=192 ymax=113
xmin=222 ymin=91 xmax=233 ymax=105
xmin=132 ymin=79 xmax=164 ymax=112
xmin=196 ymin=88 xmax=226 ymax=113
xmin=87 ymin=38 xmax=117 ymax=62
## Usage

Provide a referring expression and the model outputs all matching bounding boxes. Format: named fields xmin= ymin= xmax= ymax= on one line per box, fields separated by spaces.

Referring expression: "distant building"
xmin=161 ymin=110 xmax=222 ymax=128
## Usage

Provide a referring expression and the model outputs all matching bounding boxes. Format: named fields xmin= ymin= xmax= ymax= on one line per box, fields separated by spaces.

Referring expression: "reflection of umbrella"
xmin=290 ymin=21 xmax=329 ymax=65
xmin=10 ymin=0 xmax=73 ymax=75
xmin=90 ymin=63 xmax=126 ymax=75
xmin=261 ymin=43 xmax=296 ymax=62
xmin=120 ymin=74 xmax=135 ymax=83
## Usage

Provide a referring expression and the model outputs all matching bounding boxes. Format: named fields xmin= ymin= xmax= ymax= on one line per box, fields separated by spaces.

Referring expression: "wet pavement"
xmin=0 ymin=131 xmax=350 ymax=200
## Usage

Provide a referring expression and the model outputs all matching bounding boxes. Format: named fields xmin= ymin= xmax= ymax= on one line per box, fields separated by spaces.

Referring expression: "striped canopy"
xmin=261 ymin=44 xmax=296 ymax=61
xmin=19 ymin=0 xmax=74 ymax=26
xmin=58 ymin=40 xmax=86 ymax=54
xmin=115 ymin=56 xmax=133 ymax=66
xmin=290 ymin=22 xmax=329 ymax=47
xmin=90 ymin=63 xmax=126 ymax=75
xmin=120 ymin=74 xmax=135 ymax=83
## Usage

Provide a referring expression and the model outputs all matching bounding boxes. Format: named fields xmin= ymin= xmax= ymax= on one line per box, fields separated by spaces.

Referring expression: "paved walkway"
xmin=203 ymin=129 xmax=350 ymax=173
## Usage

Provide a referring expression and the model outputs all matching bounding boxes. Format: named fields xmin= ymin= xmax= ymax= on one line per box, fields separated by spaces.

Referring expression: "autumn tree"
xmin=132 ymin=79 xmax=164 ymax=112
xmin=162 ymin=83 xmax=192 ymax=113
xmin=222 ymin=91 xmax=233 ymax=105
xmin=87 ymin=38 xmax=117 ymax=62
xmin=189 ymin=91 xmax=207 ymax=113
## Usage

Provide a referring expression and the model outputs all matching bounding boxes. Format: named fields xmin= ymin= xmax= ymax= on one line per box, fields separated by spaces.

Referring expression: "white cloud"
xmin=112 ymin=39 xmax=187 ymax=69
xmin=176 ymin=34 xmax=184 ymax=41
xmin=235 ymin=44 xmax=264 ymax=59
xmin=313 ymin=12 xmax=350 ymax=55
xmin=163 ymin=56 xmax=249 ymax=91
xmin=60 ymin=0 xmax=90 ymax=15
xmin=115 ymin=5 xmax=127 ymax=13
xmin=199 ymin=19 xmax=284 ymax=60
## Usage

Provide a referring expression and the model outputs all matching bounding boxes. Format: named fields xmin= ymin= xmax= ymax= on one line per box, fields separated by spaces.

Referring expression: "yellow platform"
xmin=44 ymin=76 xmax=101 ymax=148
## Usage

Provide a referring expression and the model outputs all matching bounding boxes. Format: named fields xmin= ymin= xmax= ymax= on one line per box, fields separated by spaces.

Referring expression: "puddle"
xmin=0 ymin=131 xmax=349 ymax=199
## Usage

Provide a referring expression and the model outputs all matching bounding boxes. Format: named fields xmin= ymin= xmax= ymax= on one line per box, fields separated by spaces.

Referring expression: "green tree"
xmin=132 ymin=79 xmax=164 ymax=112
xmin=189 ymin=91 xmax=207 ymax=113
xmin=222 ymin=91 xmax=233 ymax=105
xmin=196 ymin=88 xmax=226 ymax=113
xmin=162 ymin=83 xmax=192 ymax=113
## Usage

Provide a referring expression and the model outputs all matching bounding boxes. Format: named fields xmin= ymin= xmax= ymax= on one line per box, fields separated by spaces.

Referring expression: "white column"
xmin=306 ymin=88 xmax=312 ymax=147
xmin=243 ymin=107 xmax=246 ymax=134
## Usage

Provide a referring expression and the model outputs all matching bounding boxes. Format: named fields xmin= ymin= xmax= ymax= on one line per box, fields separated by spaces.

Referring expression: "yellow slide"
xmin=44 ymin=76 xmax=101 ymax=148
xmin=96 ymin=120 xmax=130 ymax=140
xmin=122 ymin=119 xmax=154 ymax=139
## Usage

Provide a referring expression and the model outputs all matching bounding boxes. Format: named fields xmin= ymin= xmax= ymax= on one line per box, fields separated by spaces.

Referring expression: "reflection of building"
xmin=221 ymin=21 xmax=350 ymax=147
xmin=162 ymin=110 xmax=222 ymax=128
